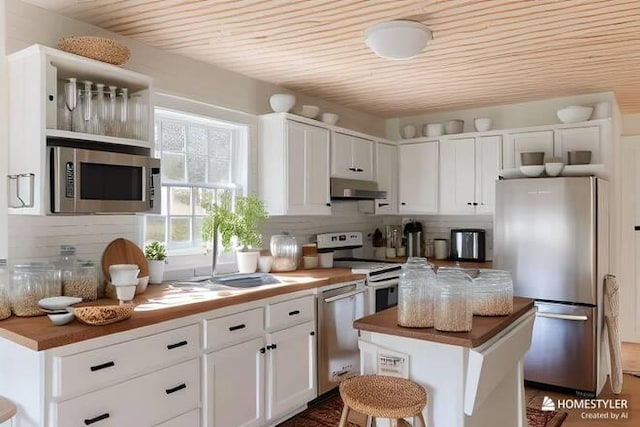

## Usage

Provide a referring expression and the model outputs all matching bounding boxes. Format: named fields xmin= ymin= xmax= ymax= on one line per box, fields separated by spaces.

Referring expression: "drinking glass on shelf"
xmin=63 ymin=77 xmax=77 ymax=131
xmin=81 ymin=80 xmax=93 ymax=133
xmin=107 ymin=85 xmax=117 ymax=136
xmin=118 ymin=87 xmax=129 ymax=138
xmin=130 ymin=93 xmax=146 ymax=140
xmin=93 ymin=83 xmax=106 ymax=135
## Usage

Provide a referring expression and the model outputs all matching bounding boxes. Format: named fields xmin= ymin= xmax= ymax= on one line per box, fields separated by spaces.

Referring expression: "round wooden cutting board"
xmin=101 ymin=238 xmax=149 ymax=282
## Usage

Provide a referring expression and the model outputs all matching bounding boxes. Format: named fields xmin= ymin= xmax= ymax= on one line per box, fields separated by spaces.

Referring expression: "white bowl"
xmin=401 ymin=124 xmax=417 ymax=139
xmin=136 ymin=276 xmax=150 ymax=294
xmin=48 ymin=307 xmax=75 ymax=326
xmin=474 ymin=118 xmax=492 ymax=132
xmin=115 ymin=285 xmax=137 ymax=302
xmin=300 ymin=105 xmax=320 ymax=118
xmin=545 ymin=162 xmax=565 ymax=177
xmin=109 ymin=264 xmax=140 ymax=286
xmin=269 ymin=94 xmax=296 ymax=113
xmin=424 ymin=123 xmax=444 ymax=137
xmin=38 ymin=296 xmax=82 ymax=311
xmin=321 ymin=113 xmax=339 ymax=125
xmin=557 ymin=106 xmax=593 ymax=123
xmin=258 ymin=256 xmax=273 ymax=273
xmin=520 ymin=165 xmax=545 ymax=177
xmin=444 ymin=119 xmax=464 ymax=134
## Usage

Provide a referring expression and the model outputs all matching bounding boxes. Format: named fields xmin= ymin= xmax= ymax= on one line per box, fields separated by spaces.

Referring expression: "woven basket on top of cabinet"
xmin=57 ymin=36 xmax=131 ymax=65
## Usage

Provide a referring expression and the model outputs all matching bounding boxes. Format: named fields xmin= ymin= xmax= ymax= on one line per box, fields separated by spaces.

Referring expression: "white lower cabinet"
xmin=154 ymin=409 xmax=200 ymax=427
xmin=206 ymin=337 xmax=265 ymax=427
xmin=265 ymin=321 xmax=316 ymax=422
xmin=53 ymin=358 xmax=200 ymax=427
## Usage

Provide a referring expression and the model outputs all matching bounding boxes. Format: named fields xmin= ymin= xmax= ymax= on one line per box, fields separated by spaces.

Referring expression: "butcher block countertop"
xmin=0 ymin=268 xmax=364 ymax=351
xmin=354 ymin=297 xmax=534 ymax=348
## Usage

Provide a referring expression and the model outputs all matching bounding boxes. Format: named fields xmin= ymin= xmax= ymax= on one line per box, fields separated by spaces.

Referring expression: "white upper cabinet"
xmin=331 ymin=131 xmax=375 ymax=181
xmin=399 ymin=141 xmax=439 ymax=214
xmin=554 ymin=125 xmax=602 ymax=164
xmin=260 ymin=114 xmax=331 ymax=215
xmin=375 ymin=142 xmax=398 ymax=214
xmin=7 ymin=45 xmax=153 ymax=215
xmin=439 ymin=136 xmax=501 ymax=215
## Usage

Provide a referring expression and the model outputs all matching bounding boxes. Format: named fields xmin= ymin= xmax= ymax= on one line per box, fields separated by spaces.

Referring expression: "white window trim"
xmin=148 ymin=93 xmax=259 ymax=279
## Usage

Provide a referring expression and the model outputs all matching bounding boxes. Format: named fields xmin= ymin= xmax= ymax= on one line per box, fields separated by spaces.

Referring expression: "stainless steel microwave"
xmin=49 ymin=145 xmax=161 ymax=214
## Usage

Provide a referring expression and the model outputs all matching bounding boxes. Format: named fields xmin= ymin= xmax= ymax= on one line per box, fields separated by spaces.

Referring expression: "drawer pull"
xmin=167 ymin=340 xmax=188 ymax=350
xmin=165 ymin=383 xmax=187 ymax=395
xmin=84 ymin=413 xmax=110 ymax=425
xmin=288 ymin=310 xmax=300 ymax=316
xmin=90 ymin=361 xmax=115 ymax=372
xmin=229 ymin=323 xmax=246 ymax=332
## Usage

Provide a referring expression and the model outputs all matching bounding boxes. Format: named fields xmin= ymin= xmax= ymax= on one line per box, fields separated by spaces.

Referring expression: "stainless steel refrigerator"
xmin=494 ymin=177 xmax=609 ymax=397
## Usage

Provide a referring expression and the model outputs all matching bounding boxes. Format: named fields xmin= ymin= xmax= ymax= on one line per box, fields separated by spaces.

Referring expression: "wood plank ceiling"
xmin=30 ymin=0 xmax=640 ymax=117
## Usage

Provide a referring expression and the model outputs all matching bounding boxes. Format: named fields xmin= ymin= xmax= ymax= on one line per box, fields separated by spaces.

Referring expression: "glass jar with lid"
xmin=472 ymin=269 xmax=514 ymax=316
xmin=0 ymin=260 xmax=11 ymax=320
xmin=434 ymin=270 xmax=473 ymax=332
xmin=63 ymin=260 xmax=98 ymax=301
xmin=10 ymin=263 xmax=61 ymax=317
xmin=397 ymin=257 xmax=436 ymax=328
xmin=270 ymin=235 xmax=299 ymax=272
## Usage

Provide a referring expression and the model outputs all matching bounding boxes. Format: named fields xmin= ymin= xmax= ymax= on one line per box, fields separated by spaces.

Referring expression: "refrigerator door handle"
xmin=535 ymin=312 xmax=588 ymax=321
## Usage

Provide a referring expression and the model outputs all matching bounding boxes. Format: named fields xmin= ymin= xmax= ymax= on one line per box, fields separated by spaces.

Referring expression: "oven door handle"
xmin=366 ymin=278 xmax=399 ymax=288
xmin=535 ymin=312 xmax=588 ymax=321
xmin=323 ymin=288 xmax=367 ymax=303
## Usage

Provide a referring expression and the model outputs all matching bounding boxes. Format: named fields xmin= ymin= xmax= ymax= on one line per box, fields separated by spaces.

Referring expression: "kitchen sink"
xmin=170 ymin=273 xmax=281 ymax=291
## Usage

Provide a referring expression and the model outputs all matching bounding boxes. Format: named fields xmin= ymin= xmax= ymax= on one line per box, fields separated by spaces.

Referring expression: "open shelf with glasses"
xmin=7 ymin=44 xmax=154 ymax=215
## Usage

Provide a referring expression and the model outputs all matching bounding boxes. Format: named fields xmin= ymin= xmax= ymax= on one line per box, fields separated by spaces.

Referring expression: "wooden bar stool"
xmin=0 ymin=396 xmax=16 ymax=426
xmin=339 ymin=375 xmax=428 ymax=427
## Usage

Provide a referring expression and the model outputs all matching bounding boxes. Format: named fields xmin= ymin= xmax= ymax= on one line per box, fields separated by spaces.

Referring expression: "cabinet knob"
xmin=260 ymin=347 xmax=266 ymax=354
xmin=467 ymin=202 xmax=472 ymax=206
xmin=310 ymin=331 xmax=315 ymax=336
xmin=84 ymin=413 xmax=110 ymax=425
xmin=378 ymin=203 xmax=389 ymax=208
xmin=90 ymin=361 xmax=115 ymax=372
xmin=401 ymin=202 xmax=406 ymax=206
xmin=165 ymin=383 xmax=187 ymax=395
xmin=348 ymin=167 xmax=357 ymax=171
xmin=473 ymin=202 xmax=479 ymax=206
xmin=166 ymin=340 xmax=188 ymax=350
xmin=356 ymin=168 xmax=364 ymax=172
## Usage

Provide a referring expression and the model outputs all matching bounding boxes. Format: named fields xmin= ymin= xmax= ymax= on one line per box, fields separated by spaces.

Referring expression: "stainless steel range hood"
xmin=330 ymin=178 xmax=387 ymax=200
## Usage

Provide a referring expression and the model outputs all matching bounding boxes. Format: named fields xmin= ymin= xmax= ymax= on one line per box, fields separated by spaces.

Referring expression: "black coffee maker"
xmin=403 ymin=221 xmax=423 ymax=257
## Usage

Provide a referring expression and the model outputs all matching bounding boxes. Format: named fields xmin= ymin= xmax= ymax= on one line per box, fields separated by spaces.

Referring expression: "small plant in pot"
xmin=144 ymin=241 xmax=167 ymax=284
xmin=202 ymin=192 xmax=269 ymax=274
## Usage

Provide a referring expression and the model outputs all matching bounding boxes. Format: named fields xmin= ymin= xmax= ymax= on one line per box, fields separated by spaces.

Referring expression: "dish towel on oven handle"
xmin=604 ymin=274 xmax=623 ymax=394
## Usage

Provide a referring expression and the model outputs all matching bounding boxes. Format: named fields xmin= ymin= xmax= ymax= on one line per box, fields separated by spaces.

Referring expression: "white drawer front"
xmin=154 ymin=409 xmax=200 ymax=427
xmin=54 ymin=324 xmax=200 ymax=398
xmin=266 ymin=295 xmax=315 ymax=331
xmin=205 ymin=307 xmax=264 ymax=350
xmin=54 ymin=358 xmax=200 ymax=427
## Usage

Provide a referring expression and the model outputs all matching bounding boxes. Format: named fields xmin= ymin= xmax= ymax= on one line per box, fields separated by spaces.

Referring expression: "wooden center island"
xmin=354 ymin=297 xmax=535 ymax=427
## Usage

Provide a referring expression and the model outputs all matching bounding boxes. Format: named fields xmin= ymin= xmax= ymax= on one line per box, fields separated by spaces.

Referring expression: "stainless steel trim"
xmin=330 ymin=177 xmax=387 ymax=200
xmin=535 ymin=312 xmax=588 ymax=321
xmin=323 ymin=288 xmax=367 ymax=303
xmin=366 ymin=278 xmax=399 ymax=289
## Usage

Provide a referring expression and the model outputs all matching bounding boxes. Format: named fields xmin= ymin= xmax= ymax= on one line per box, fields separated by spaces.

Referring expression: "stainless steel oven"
xmin=49 ymin=144 xmax=160 ymax=214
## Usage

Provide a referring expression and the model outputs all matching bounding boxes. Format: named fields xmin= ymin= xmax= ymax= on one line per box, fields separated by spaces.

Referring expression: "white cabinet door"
xmin=439 ymin=137 xmax=476 ymax=214
xmin=399 ymin=141 xmax=438 ymax=214
xmin=554 ymin=126 xmax=601 ymax=164
xmin=504 ymin=130 xmax=554 ymax=168
xmin=331 ymin=132 xmax=374 ymax=181
xmin=475 ymin=135 xmax=502 ymax=214
xmin=266 ymin=321 xmax=316 ymax=422
xmin=375 ymin=142 xmax=398 ymax=214
xmin=206 ymin=337 xmax=265 ymax=427
xmin=286 ymin=121 xmax=331 ymax=215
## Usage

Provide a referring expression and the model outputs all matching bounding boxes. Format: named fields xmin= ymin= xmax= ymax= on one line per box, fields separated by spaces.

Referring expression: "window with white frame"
xmin=144 ymin=108 xmax=247 ymax=253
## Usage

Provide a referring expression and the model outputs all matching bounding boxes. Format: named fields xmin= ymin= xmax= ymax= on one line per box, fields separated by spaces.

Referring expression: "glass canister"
xmin=0 ymin=260 xmax=11 ymax=320
xmin=435 ymin=270 xmax=473 ymax=332
xmin=63 ymin=260 xmax=98 ymax=301
xmin=270 ymin=235 xmax=299 ymax=272
xmin=472 ymin=269 xmax=514 ymax=316
xmin=397 ymin=257 xmax=436 ymax=328
xmin=58 ymin=245 xmax=76 ymax=286
xmin=10 ymin=263 xmax=60 ymax=317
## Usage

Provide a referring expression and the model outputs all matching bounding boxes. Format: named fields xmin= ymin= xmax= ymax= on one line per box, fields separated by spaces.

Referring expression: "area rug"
xmin=277 ymin=393 xmax=568 ymax=427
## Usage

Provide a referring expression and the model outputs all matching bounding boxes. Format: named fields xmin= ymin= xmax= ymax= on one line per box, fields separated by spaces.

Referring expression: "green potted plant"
xmin=202 ymin=192 xmax=269 ymax=274
xmin=144 ymin=241 xmax=167 ymax=284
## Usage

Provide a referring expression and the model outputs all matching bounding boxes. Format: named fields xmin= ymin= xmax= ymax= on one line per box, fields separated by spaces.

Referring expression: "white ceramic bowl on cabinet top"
xmin=300 ymin=105 xmax=320 ymax=118
xmin=444 ymin=119 xmax=464 ymax=134
xmin=556 ymin=105 xmax=593 ymax=123
xmin=544 ymin=162 xmax=565 ymax=177
xmin=423 ymin=123 xmax=444 ymax=137
xmin=401 ymin=124 xmax=417 ymax=139
xmin=474 ymin=118 xmax=492 ymax=132
xmin=269 ymin=94 xmax=296 ymax=113
xmin=321 ymin=113 xmax=339 ymax=125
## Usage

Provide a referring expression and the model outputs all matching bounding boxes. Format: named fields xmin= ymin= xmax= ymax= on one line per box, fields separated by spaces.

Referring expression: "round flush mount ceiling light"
xmin=365 ymin=20 xmax=431 ymax=60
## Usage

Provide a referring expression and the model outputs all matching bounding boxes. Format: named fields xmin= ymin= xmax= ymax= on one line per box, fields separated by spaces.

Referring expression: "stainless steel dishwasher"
xmin=317 ymin=280 xmax=367 ymax=395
